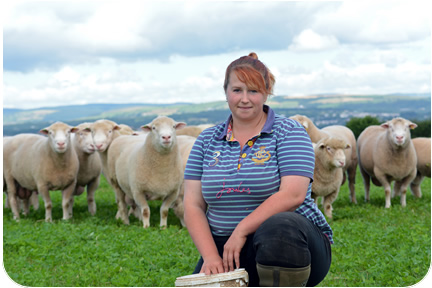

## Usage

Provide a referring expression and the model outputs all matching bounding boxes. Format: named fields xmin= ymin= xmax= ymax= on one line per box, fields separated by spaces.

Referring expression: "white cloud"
xmin=289 ymin=29 xmax=339 ymax=52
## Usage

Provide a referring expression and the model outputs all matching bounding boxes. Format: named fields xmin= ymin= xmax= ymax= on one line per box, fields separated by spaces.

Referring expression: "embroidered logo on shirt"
xmin=209 ymin=151 xmax=221 ymax=166
xmin=216 ymin=179 xmax=251 ymax=199
xmin=251 ymin=146 xmax=271 ymax=164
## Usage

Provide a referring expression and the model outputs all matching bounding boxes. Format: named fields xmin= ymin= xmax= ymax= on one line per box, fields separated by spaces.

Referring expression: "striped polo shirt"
xmin=184 ymin=105 xmax=333 ymax=243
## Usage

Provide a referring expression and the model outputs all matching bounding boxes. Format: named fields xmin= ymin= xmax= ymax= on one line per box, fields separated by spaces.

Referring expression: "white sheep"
xmin=290 ymin=114 xmax=358 ymax=203
xmin=71 ymin=123 xmax=103 ymax=215
xmin=3 ymin=122 xmax=79 ymax=221
xmin=311 ymin=137 xmax=350 ymax=219
xmin=410 ymin=137 xmax=431 ymax=198
xmin=107 ymin=116 xmax=186 ymax=228
xmin=357 ymin=117 xmax=418 ymax=208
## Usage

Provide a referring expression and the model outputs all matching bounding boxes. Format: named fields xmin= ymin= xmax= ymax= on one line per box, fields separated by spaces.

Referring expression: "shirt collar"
xmin=217 ymin=105 xmax=275 ymax=140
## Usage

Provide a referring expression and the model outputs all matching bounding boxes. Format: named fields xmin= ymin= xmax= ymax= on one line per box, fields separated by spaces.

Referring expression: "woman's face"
xmin=226 ymin=72 xmax=268 ymax=123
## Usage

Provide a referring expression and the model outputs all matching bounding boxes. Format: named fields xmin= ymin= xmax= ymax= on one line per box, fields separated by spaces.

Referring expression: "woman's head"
xmin=223 ymin=52 xmax=275 ymax=96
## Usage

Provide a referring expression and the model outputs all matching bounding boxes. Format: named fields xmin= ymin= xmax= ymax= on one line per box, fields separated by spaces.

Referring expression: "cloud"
xmin=289 ymin=29 xmax=339 ymax=52
xmin=3 ymin=1 xmax=326 ymax=72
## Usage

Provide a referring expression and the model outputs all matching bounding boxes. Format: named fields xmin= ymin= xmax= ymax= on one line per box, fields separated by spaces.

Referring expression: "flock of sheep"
xmin=3 ymin=114 xmax=431 ymax=227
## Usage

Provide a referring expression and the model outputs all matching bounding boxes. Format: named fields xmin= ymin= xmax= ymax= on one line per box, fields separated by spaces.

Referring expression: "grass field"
xmin=2 ymin=172 xmax=431 ymax=287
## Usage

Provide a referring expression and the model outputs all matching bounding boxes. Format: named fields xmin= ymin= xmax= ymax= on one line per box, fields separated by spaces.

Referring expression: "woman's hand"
xmin=200 ymin=254 xmax=225 ymax=275
xmin=222 ymin=228 xmax=247 ymax=272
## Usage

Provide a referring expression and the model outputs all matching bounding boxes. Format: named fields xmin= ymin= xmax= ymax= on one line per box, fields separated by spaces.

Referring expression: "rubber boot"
xmin=256 ymin=263 xmax=311 ymax=287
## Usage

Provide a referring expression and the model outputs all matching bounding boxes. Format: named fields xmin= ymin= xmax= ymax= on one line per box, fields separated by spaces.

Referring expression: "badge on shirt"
xmin=251 ymin=146 xmax=271 ymax=164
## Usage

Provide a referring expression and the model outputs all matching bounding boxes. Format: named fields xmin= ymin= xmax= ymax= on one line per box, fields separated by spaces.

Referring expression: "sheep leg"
xmin=30 ymin=192 xmax=39 ymax=210
xmin=160 ymin=190 xmax=179 ymax=228
xmin=22 ymin=198 xmax=30 ymax=216
xmin=410 ymin=174 xmax=424 ymax=198
xmin=86 ymin=177 xmax=100 ymax=215
xmin=62 ymin=182 xmax=76 ymax=220
xmin=347 ymin=166 xmax=357 ymax=204
xmin=4 ymin=177 xmax=20 ymax=220
xmin=113 ymin=186 xmax=129 ymax=225
xmin=374 ymin=170 xmax=392 ymax=208
xmin=133 ymin=191 xmax=151 ymax=228
xmin=359 ymin=166 xmax=371 ymax=203
xmin=323 ymin=189 xmax=339 ymax=219
xmin=38 ymin=186 xmax=53 ymax=222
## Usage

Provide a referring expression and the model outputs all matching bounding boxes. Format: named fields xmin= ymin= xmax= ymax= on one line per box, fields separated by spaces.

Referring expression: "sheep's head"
xmin=89 ymin=120 xmax=121 ymax=152
xmin=381 ymin=117 xmax=417 ymax=148
xmin=316 ymin=137 xmax=350 ymax=169
xmin=75 ymin=123 xmax=97 ymax=154
xmin=141 ymin=116 xmax=186 ymax=152
xmin=40 ymin=121 xmax=78 ymax=154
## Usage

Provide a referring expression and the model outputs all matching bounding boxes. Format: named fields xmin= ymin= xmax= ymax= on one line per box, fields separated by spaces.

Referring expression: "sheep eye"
xmin=152 ymin=126 xmax=156 ymax=130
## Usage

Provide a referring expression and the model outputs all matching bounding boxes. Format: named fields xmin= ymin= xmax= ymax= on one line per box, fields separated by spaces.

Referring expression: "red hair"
xmin=223 ymin=52 xmax=275 ymax=95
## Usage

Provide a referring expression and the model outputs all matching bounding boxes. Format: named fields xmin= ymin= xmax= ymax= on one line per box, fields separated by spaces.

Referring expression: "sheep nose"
xmin=57 ymin=142 xmax=65 ymax=147
xmin=162 ymin=135 xmax=171 ymax=141
xmin=339 ymin=161 xmax=345 ymax=167
xmin=396 ymin=136 xmax=404 ymax=142
xmin=96 ymin=144 xmax=103 ymax=149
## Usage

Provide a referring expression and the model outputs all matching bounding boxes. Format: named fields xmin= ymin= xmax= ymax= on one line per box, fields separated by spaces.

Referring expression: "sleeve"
xmin=276 ymin=118 xmax=315 ymax=180
xmin=184 ymin=134 xmax=206 ymax=180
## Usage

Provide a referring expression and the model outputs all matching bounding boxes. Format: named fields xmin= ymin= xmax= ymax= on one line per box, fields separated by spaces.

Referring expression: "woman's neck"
xmin=232 ymin=110 xmax=267 ymax=148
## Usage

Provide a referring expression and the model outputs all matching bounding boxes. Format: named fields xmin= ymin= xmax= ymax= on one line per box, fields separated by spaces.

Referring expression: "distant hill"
xmin=3 ymin=93 xmax=431 ymax=136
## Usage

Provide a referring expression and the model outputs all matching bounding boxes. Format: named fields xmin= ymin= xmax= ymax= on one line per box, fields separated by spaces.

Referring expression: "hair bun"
xmin=248 ymin=52 xmax=258 ymax=60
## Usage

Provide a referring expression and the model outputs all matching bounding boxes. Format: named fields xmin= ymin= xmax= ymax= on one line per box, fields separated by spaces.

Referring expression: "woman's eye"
xmin=233 ymin=88 xmax=241 ymax=92
xmin=250 ymin=90 xmax=258 ymax=93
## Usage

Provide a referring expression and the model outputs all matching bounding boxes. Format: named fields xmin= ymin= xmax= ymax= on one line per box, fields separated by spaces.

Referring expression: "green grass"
xmin=3 ymin=173 xmax=431 ymax=287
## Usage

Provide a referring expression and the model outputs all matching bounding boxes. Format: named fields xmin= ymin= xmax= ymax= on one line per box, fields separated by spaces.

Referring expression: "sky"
xmin=2 ymin=0 xmax=431 ymax=110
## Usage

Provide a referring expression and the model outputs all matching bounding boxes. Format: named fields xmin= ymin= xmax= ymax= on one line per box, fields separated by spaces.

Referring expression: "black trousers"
xmin=193 ymin=212 xmax=332 ymax=287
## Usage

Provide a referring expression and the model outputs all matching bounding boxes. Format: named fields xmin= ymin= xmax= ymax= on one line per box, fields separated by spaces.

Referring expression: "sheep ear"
xmin=83 ymin=127 xmax=91 ymax=132
xmin=302 ymin=121 xmax=309 ymax=130
xmin=141 ymin=125 xmax=152 ymax=133
xmin=381 ymin=122 xmax=390 ymax=129
xmin=311 ymin=142 xmax=317 ymax=149
xmin=175 ymin=122 xmax=187 ymax=130
xmin=318 ymin=143 xmax=326 ymax=149
xmin=113 ymin=125 xmax=121 ymax=131
xmin=409 ymin=122 xmax=417 ymax=130
xmin=70 ymin=127 xmax=79 ymax=133
xmin=345 ymin=143 xmax=351 ymax=149
xmin=39 ymin=128 xmax=49 ymax=135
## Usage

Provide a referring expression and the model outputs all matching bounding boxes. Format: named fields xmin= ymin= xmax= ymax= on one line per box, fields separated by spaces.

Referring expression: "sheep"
xmin=71 ymin=123 xmax=103 ymax=215
xmin=290 ymin=114 xmax=358 ymax=203
xmin=357 ymin=117 xmax=417 ymax=208
xmin=171 ymin=135 xmax=197 ymax=226
xmin=311 ymin=137 xmax=350 ymax=219
xmin=176 ymin=124 xmax=213 ymax=138
xmin=107 ymin=116 xmax=186 ymax=228
xmin=410 ymin=137 xmax=431 ymax=198
xmin=3 ymin=122 xmax=79 ymax=221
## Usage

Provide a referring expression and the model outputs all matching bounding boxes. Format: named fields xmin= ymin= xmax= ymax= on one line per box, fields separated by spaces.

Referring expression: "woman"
xmin=183 ymin=52 xmax=332 ymax=287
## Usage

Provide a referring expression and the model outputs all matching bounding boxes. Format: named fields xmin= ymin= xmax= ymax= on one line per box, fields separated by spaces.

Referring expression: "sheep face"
xmin=76 ymin=125 xmax=97 ymax=154
xmin=90 ymin=120 xmax=121 ymax=152
xmin=141 ymin=116 xmax=186 ymax=152
xmin=316 ymin=137 xmax=350 ymax=169
xmin=40 ymin=122 xmax=78 ymax=154
xmin=381 ymin=118 xmax=417 ymax=148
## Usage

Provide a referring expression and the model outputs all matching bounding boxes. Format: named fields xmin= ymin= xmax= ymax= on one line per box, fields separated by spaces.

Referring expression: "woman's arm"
xmin=222 ymin=175 xmax=310 ymax=271
xmin=183 ymin=179 xmax=226 ymax=275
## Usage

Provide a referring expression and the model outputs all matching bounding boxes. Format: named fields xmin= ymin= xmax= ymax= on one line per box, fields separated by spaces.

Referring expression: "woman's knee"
xmin=254 ymin=212 xmax=311 ymax=267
